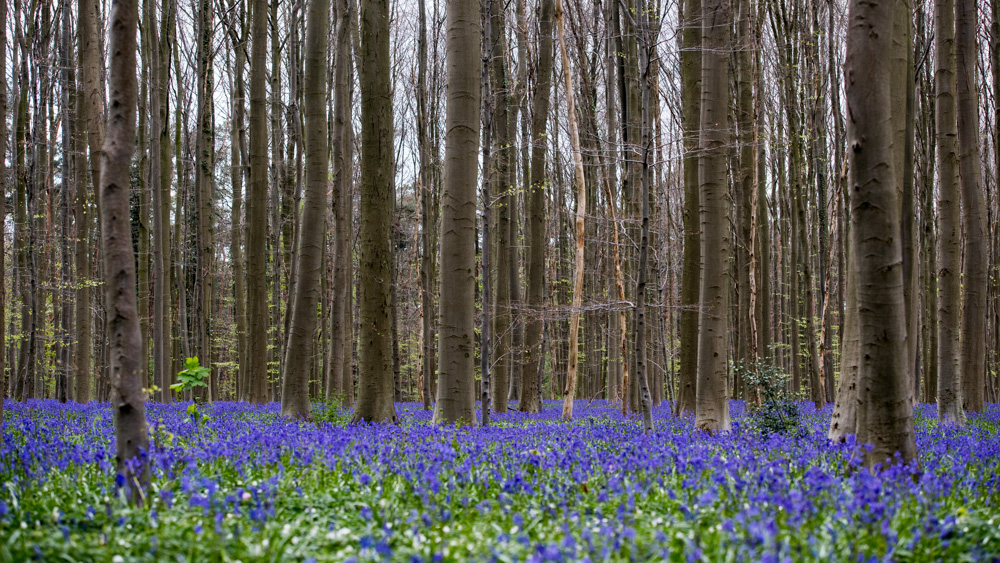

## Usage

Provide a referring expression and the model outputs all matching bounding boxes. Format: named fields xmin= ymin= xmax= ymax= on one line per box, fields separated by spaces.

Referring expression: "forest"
xmin=1 ymin=0 xmax=1000 ymax=557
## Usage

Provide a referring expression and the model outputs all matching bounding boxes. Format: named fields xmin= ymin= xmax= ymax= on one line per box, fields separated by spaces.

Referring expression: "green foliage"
xmin=312 ymin=397 xmax=352 ymax=427
xmin=170 ymin=357 xmax=210 ymax=394
xmin=735 ymin=359 xmax=803 ymax=437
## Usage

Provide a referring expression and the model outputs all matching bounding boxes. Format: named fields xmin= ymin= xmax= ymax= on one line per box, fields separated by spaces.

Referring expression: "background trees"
xmin=0 ymin=0 xmax=998 ymax=458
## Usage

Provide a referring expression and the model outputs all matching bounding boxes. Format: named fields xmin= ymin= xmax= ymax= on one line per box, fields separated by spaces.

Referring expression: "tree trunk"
xmin=329 ymin=0 xmax=353 ymax=405
xmin=555 ymin=0 xmax=587 ymax=422
xmin=352 ymin=0 xmax=398 ymax=423
xmin=195 ymin=0 xmax=215 ymax=400
xmin=416 ymin=0 xmax=436 ymax=410
xmin=845 ymin=0 xmax=917 ymax=466
xmin=936 ymin=0 xmax=963 ymax=422
xmin=247 ymin=0 xmax=271 ymax=404
xmin=676 ymin=0 xmax=702 ymax=415
xmin=695 ymin=0 xmax=732 ymax=434
xmin=0 ymin=0 xmax=6 ymax=425
xmin=282 ymin=0 xmax=330 ymax=419
xmin=634 ymin=1 xmax=656 ymax=431
xmin=489 ymin=0 xmax=511 ymax=416
xmin=520 ymin=0 xmax=553 ymax=414
xmin=102 ymin=0 xmax=150 ymax=502
xmin=956 ymin=0 xmax=987 ymax=413
xmin=435 ymin=0 xmax=481 ymax=424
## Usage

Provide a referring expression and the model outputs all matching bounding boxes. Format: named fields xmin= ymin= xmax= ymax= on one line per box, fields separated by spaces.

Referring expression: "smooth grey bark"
xmin=676 ymin=0 xmax=701 ymax=416
xmin=956 ymin=0 xmax=987 ymax=413
xmin=936 ymin=0 xmax=963 ymax=423
xmin=282 ymin=0 xmax=330 ymax=419
xmin=694 ymin=0 xmax=732 ymax=434
xmin=434 ymin=0 xmax=481 ymax=425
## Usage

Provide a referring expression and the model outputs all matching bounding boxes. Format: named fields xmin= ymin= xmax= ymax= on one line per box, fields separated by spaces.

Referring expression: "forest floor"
xmin=1 ymin=398 xmax=998 ymax=561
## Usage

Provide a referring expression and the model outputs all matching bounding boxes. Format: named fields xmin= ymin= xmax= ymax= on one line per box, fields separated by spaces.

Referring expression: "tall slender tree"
xmin=956 ymin=0 xmax=987 ymax=413
xmin=78 ymin=0 xmax=105 ymax=403
xmin=676 ymin=0 xmax=702 ymax=415
xmin=282 ymin=0 xmax=330 ymax=419
xmin=247 ymin=0 xmax=271 ymax=404
xmin=520 ymin=0 xmax=554 ymax=414
xmin=102 ymin=0 xmax=150 ymax=502
xmin=936 ymin=0 xmax=963 ymax=423
xmin=556 ymin=0 xmax=588 ymax=422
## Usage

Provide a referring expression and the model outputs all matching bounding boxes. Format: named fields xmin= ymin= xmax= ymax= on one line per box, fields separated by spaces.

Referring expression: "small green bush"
xmin=735 ymin=359 xmax=804 ymax=437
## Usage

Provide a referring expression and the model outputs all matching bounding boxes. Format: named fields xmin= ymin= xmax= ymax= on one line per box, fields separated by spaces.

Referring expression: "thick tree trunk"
xmin=282 ymin=0 xmax=330 ymax=419
xmin=352 ymin=0 xmax=399 ymax=423
xmin=845 ymin=0 xmax=917 ymax=466
xmin=956 ymin=0 xmax=987 ymax=413
xmin=102 ymin=0 xmax=150 ymax=502
xmin=435 ymin=0 xmax=481 ymax=424
xmin=695 ymin=0 xmax=732 ymax=434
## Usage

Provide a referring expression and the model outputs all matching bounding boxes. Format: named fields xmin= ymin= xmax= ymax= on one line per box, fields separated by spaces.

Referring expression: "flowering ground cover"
xmin=1 ymin=400 xmax=999 ymax=562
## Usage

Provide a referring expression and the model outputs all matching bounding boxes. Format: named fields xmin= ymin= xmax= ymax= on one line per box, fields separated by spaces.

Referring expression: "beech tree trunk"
xmin=281 ymin=0 xmax=330 ymax=419
xmin=676 ymin=0 xmax=702 ymax=416
xmin=845 ymin=0 xmax=917 ymax=466
xmin=520 ymin=0 xmax=554 ymax=414
xmin=936 ymin=0 xmax=963 ymax=423
xmin=102 ymin=0 xmax=150 ymax=502
xmin=352 ymin=0 xmax=399 ymax=423
xmin=329 ymin=0 xmax=354 ymax=405
xmin=694 ymin=0 xmax=732 ymax=434
xmin=435 ymin=0 xmax=481 ymax=424
xmin=246 ymin=0 xmax=271 ymax=404
xmin=956 ymin=0 xmax=987 ymax=413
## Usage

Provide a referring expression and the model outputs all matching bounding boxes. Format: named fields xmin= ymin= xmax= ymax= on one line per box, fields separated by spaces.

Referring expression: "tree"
xmin=520 ymin=0 xmax=553 ymax=414
xmin=0 ymin=0 xmax=6 ymax=428
xmin=935 ymin=0 xmax=963 ymax=423
xmin=844 ymin=0 xmax=917 ymax=466
xmin=102 ymin=0 xmax=150 ymax=501
xmin=77 ymin=0 xmax=105 ymax=403
xmin=676 ymin=0 xmax=701 ymax=416
xmin=416 ymin=0 xmax=436 ymax=411
xmin=282 ymin=0 xmax=331 ymax=419
xmin=694 ymin=0 xmax=732 ymax=434
xmin=956 ymin=0 xmax=987 ymax=413
xmin=194 ymin=0 xmax=216 ymax=400
xmin=555 ymin=0 xmax=587 ymax=422
xmin=352 ymin=0 xmax=399 ymax=423
xmin=329 ymin=0 xmax=354 ymax=405
xmin=435 ymin=0 xmax=481 ymax=425
xmin=246 ymin=0 xmax=271 ymax=404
